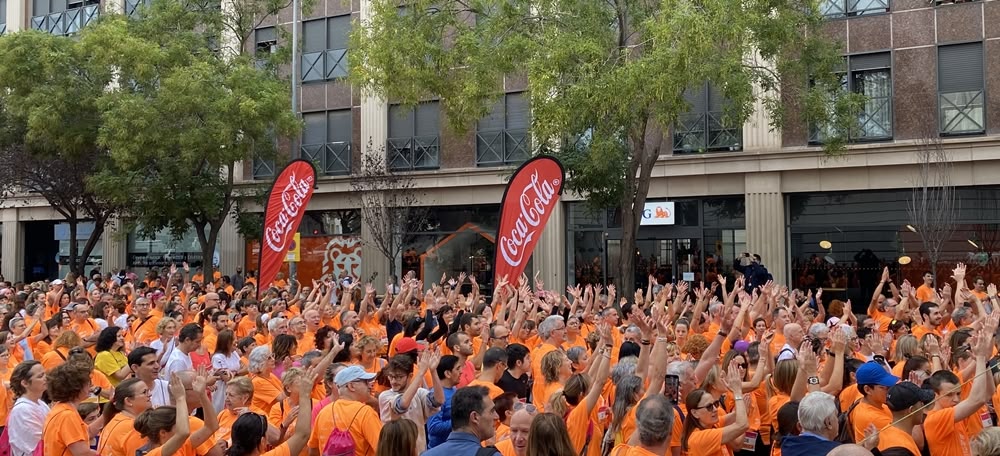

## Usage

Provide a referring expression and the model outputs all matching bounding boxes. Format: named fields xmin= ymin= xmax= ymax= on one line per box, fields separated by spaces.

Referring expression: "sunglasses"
xmin=512 ymin=401 xmax=537 ymax=413
xmin=695 ymin=400 xmax=722 ymax=412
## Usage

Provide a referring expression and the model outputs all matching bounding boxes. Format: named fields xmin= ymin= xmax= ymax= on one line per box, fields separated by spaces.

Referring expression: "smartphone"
xmin=873 ymin=355 xmax=892 ymax=372
xmin=664 ymin=374 xmax=680 ymax=404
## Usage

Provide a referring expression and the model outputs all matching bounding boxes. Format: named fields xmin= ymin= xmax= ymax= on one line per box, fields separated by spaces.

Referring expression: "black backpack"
xmin=835 ymin=399 xmax=863 ymax=443
xmin=476 ymin=446 xmax=500 ymax=456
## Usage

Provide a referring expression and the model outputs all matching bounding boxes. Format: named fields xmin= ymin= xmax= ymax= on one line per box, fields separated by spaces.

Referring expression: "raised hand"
xmin=860 ymin=424 xmax=880 ymax=451
xmin=952 ymin=263 xmax=967 ymax=282
xmin=723 ymin=360 xmax=743 ymax=395
xmin=168 ymin=372 xmax=186 ymax=400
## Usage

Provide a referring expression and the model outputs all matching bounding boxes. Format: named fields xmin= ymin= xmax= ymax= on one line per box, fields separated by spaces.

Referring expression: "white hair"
xmin=267 ymin=317 xmax=286 ymax=333
xmin=537 ymin=315 xmax=564 ymax=340
xmin=798 ymin=391 xmax=838 ymax=434
xmin=809 ymin=323 xmax=828 ymax=339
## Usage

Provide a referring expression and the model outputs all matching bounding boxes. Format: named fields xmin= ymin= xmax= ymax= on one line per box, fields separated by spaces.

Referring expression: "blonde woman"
xmin=150 ymin=317 xmax=178 ymax=366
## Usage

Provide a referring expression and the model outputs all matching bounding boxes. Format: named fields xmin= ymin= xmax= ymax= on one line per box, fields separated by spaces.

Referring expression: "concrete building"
xmin=2 ymin=0 xmax=1000 ymax=303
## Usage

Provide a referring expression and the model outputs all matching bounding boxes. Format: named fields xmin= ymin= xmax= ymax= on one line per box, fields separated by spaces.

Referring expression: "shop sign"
xmin=641 ymin=201 xmax=675 ymax=225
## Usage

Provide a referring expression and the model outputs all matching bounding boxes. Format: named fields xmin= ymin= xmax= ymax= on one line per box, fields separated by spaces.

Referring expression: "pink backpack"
xmin=322 ymin=405 xmax=364 ymax=456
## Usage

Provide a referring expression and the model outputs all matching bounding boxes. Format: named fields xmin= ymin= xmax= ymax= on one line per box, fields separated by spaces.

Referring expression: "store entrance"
xmin=607 ymin=237 xmax=702 ymax=290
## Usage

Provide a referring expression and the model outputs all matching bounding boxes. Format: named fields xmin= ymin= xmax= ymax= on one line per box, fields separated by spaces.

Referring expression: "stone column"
xmin=532 ymin=201 xmax=566 ymax=290
xmin=5 ymin=0 xmax=24 ymax=33
xmin=101 ymin=216 xmax=128 ymax=273
xmin=745 ymin=172 xmax=786 ymax=286
xmin=1 ymin=209 xmax=23 ymax=282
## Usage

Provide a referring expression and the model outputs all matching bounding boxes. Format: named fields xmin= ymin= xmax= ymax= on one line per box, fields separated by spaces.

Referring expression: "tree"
xmin=350 ymin=0 xmax=857 ymax=290
xmin=906 ymin=135 xmax=957 ymax=287
xmin=0 ymin=33 xmax=122 ymax=276
xmin=86 ymin=0 xmax=300 ymax=281
xmin=350 ymin=142 xmax=430 ymax=278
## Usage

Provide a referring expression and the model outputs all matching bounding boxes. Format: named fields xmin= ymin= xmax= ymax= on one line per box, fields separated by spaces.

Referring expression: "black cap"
xmin=886 ymin=381 xmax=935 ymax=411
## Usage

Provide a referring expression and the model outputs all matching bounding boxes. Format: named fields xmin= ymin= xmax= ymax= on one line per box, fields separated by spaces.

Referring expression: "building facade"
xmin=2 ymin=0 xmax=1000 ymax=304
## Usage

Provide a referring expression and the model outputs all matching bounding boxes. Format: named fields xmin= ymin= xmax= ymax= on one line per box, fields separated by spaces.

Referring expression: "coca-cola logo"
xmin=499 ymin=171 xmax=560 ymax=267
xmin=264 ymin=172 xmax=314 ymax=253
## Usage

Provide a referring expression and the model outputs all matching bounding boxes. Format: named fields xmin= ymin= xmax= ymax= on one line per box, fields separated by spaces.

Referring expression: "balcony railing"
xmin=388 ymin=135 xmax=440 ymax=171
xmin=301 ymin=49 xmax=348 ymax=82
xmin=476 ymin=128 xmax=528 ymax=167
xmin=125 ymin=0 xmax=152 ymax=17
xmin=820 ymin=0 xmax=888 ymax=17
xmin=252 ymin=159 xmax=275 ymax=180
xmin=940 ymin=90 xmax=985 ymax=135
xmin=672 ymin=111 xmax=742 ymax=153
xmin=301 ymin=141 xmax=351 ymax=175
xmin=31 ymin=4 xmax=100 ymax=36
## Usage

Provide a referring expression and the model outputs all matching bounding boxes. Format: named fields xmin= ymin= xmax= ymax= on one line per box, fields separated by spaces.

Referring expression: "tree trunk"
xmin=618 ymin=195 xmax=637 ymax=294
xmin=193 ymin=220 xmax=215 ymax=285
xmin=79 ymin=216 xmax=106 ymax=276
xmin=68 ymin=219 xmax=80 ymax=277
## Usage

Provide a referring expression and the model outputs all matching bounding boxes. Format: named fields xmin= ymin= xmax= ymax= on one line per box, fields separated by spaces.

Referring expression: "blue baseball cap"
xmin=856 ymin=361 xmax=899 ymax=387
xmin=334 ymin=365 xmax=376 ymax=387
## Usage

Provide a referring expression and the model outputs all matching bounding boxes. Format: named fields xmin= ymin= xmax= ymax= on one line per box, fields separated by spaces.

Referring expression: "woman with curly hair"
xmin=94 ymin=326 xmax=130 ymax=386
xmin=40 ymin=331 xmax=82 ymax=372
xmin=42 ymin=362 xmax=99 ymax=456
xmin=539 ymin=350 xmax=572 ymax=412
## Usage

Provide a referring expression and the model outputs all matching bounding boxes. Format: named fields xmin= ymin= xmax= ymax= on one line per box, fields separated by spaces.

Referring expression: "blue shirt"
xmin=426 ymin=386 xmax=456 ymax=449
xmin=420 ymin=432 xmax=499 ymax=456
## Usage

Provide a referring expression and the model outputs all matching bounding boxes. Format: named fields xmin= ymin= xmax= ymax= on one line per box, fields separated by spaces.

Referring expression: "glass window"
xmin=127 ymin=226 xmax=203 ymax=268
xmin=939 ymin=42 xmax=984 ymax=136
xmin=811 ymin=53 xmax=892 ymax=143
xmin=402 ymin=205 xmax=504 ymax=291
xmin=1 ymin=0 xmax=7 ymax=35
xmin=300 ymin=109 xmax=352 ymax=175
xmin=254 ymin=27 xmax=277 ymax=67
xmin=302 ymin=16 xmax=350 ymax=82
xmin=31 ymin=0 xmax=99 ymax=35
xmin=476 ymin=92 xmax=530 ymax=166
xmin=388 ymin=102 xmax=441 ymax=170
xmin=299 ymin=210 xmax=361 ymax=235
xmin=673 ymin=83 xmax=742 ymax=154
xmin=820 ymin=0 xmax=888 ymax=18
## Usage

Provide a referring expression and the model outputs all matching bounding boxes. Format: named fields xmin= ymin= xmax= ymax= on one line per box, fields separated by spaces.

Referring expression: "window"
xmin=476 ymin=92 xmax=529 ymax=166
xmin=673 ymin=82 xmax=742 ymax=154
xmin=301 ymin=110 xmax=352 ymax=175
xmin=302 ymin=16 xmax=350 ymax=82
xmin=254 ymin=27 xmax=277 ymax=69
xmin=31 ymin=0 xmax=100 ymax=35
xmin=820 ymin=0 xmax=888 ymax=17
xmin=811 ymin=53 xmax=892 ymax=143
xmin=252 ymin=158 xmax=275 ymax=180
xmin=388 ymin=102 xmax=440 ymax=171
xmin=1 ymin=0 xmax=7 ymax=36
xmin=939 ymin=43 xmax=984 ymax=136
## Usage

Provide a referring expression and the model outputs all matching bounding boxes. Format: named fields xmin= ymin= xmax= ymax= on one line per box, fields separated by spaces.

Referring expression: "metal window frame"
xmin=820 ymin=0 xmax=889 ymax=18
xmin=475 ymin=93 xmax=530 ymax=167
xmin=387 ymin=102 xmax=441 ymax=171
xmin=300 ymin=15 xmax=350 ymax=83
xmin=937 ymin=41 xmax=986 ymax=137
xmin=809 ymin=52 xmax=894 ymax=144
xmin=672 ymin=82 xmax=743 ymax=153
xmin=300 ymin=109 xmax=353 ymax=176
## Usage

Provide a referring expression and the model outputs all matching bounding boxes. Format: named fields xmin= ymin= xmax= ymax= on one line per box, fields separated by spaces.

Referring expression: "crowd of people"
xmin=0 ymin=258 xmax=999 ymax=456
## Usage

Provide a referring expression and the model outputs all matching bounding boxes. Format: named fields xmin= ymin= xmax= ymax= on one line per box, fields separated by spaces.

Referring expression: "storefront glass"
xmin=245 ymin=210 xmax=361 ymax=283
xmin=788 ymin=188 xmax=1000 ymax=303
xmin=567 ymin=197 xmax=745 ymax=289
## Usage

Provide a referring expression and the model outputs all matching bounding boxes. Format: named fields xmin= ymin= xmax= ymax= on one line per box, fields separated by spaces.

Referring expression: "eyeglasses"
xmin=695 ymin=401 xmax=721 ymax=412
xmin=512 ymin=401 xmax=537 ymax=413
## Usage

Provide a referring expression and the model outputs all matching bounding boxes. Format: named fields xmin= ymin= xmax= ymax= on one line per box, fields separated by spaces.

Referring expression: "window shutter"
xmin=327 ymin=109 xmax=352 ymax=143
xmin=303 ymin=20 xmax=326 ymax=53
xmin=683 ymin=83 xmax=709 ymax=114
xmin=938 ymin=42 xmax=983 ymax=93
xmin=505 ymin=93 xmax=529 ymax=130
xmin=327 ymin=15 xmax=351 ymax=50
xmin=255 ymin=27 xmax=276 ymax=45
xmin=302 ymin=113 xmax=327 ymax=145
xmin=415 ymin=102 xmax=440 ymax=136
xmin=388 ymin=105 xmax=414 ymax=138
xmin=849 ymin=52 xmax=890 ymax=71
xmin=478 ymin=98 xmax=505 ymax=131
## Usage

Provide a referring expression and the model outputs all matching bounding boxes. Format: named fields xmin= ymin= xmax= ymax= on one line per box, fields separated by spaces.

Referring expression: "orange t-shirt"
xmin=307 ymin=400 xmax=382 ymax=456
xmin=130 ymin=315 xmax=162 ymax=346
xmin=566 ymin=404 xmax=599 ymax=456
xmin=911 ymin=325 xmax=941 ymax=342
xmin=496 ymin=438 xmax=516 ymax=456
xmin=251 ymin=373 xmax=284 ymax=414
xmin=216 ymin=406 xmax=267 ymax=444
xmin=530 ymin=343 xmax=559 ymax=409
xmin=688 ymin=428 xmax=730 ymax=456
xmin=669 ymin=403 xmax=689 ymax=452
xmin=839 ymin=384 xmax=863 ymax=414
xmin=923 ymin=407 xmax=971 ymax=456
xmin=915 ymin=285 xmax=935 ymax=304
xmin=236 ymin=316 xmax=257 ymax=339
xmin=768 ymin=392 xmax=790 ymax=447
xmin=877 ymin=426 xmax=921 ymax=456
xmin=98 ymin=413 xmax=146 ymax=456
xmin=41 ymin=347 xmax=69 ymax=372
xmin=539 ymin=381 xmax=563 ymax=413
xmin=468 ymin=379 xmax=505 ymax=399
xmin=851 ymin=401 xmax=892 ymax=442
xmin=42 ymin=402 xmax=89 ymax=456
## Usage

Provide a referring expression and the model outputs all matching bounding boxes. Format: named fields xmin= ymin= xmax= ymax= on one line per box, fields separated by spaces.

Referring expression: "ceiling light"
xmin=898 ymin=255 xmax=912 ymax=265
xmin=906 ymin=225 xmax=917 ymax=233
xmin=819 ymin=240 xmax=832 ymax=249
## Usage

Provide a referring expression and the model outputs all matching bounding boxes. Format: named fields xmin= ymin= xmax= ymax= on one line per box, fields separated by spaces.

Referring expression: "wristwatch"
xmin=807 ymin=377 xmax=820 ymax=385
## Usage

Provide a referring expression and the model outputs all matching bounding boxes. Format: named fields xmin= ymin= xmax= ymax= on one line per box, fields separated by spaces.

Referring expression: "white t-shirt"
xmin=378 ymin=388 xmax=441 ymax=450
xmin=151 ymin=338 xmax=177 ymax=366
xmin=161 ymin=348 xmax=193 ymax=380
xmin=211 ymin=352 xmax=241 ymax=411
xmin=150 ymin=378 xmax=171 ymax=408
xmin=8 ymin=397 xmax=50 ymax=456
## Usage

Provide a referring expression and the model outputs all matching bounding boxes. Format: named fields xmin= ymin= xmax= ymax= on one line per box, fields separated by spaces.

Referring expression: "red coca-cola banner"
xmin=495 ymin=155 xmax=565 ymax=286
xmin=257 ymin=159 xmax=316 ymax=297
